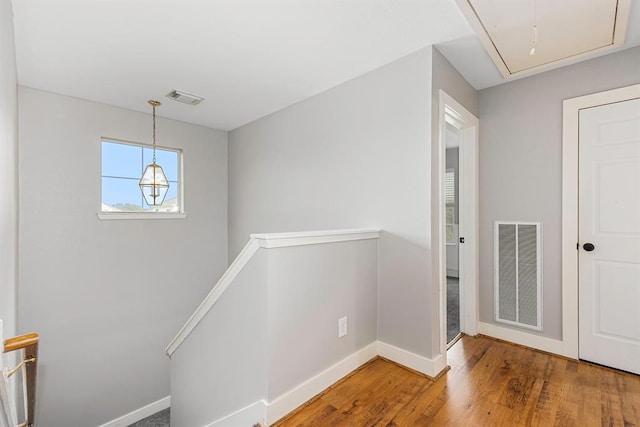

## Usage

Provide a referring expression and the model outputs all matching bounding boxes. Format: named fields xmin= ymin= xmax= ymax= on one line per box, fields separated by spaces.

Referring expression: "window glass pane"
xmin=446 ymin=225 xmax=455 ymax=243
xmin=102 ymin=141 xmax=143 ymax=179
xmin=142 ymin=147 xmax=179 ymax=182
xmin=446 ymin=206 xmax=455 ymax=225
xmin=101 ymin=139 xmax=181 ymax=213
xmin=445 ymin=170 xmax=455 ymax=205
xmin=142 ymin=183 xmax=179 ymax=212
xmin=102 ymin=177 xmax=144 ymax=211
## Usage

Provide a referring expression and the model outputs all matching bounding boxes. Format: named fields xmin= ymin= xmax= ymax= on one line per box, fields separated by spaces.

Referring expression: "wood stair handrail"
xmin=3 ymin=333 xmax=39 ymax=353
xmin=3 ymin=332 xmax=39 ymax=427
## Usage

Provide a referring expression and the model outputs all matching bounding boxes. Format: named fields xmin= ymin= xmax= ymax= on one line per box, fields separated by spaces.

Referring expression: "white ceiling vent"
xmin=165 ymin=90 xmax=205 ymax=106
xmin=456 ymin=0 xmax=631 ymax=79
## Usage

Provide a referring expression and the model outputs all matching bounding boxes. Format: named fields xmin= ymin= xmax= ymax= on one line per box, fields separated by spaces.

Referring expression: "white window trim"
xmin=97 ymin=212 xmax=187 ymax=220
xmin=99 ymin=137 xmax=186 ymax=219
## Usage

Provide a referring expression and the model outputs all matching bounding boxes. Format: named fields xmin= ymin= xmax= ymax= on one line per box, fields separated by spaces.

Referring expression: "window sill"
xmin=97 ymin=212 xmax=187 ymax=220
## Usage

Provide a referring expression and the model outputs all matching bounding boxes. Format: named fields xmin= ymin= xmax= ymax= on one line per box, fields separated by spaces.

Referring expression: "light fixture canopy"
xmin=139 ymin=100 xmax=170 ymax=206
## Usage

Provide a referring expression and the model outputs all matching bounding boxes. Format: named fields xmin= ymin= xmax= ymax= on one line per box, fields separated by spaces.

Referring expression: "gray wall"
xmin=170 ymin=238 xmax=378 ymax=426
xmin=0 ymin=0 xmax=18 ymax=341
xmin=268 ymin=239 xmax=377 ymax=398
xmin=18 ymin=87 xmax=228 ymax=426
xmin=229 ymin=48 xmax=436 ymax=357
xmin=478 ymin=46 xmax=640 ymax=340
xmin=171 ymin=250 xmax=268 ymax=427
xmin=430 ymin=47 xmax=478 ymax=353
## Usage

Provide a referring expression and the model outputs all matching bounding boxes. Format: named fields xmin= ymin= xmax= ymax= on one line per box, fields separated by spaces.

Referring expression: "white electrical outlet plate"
xmin=338 ymin=316 xmax=347 ymax=338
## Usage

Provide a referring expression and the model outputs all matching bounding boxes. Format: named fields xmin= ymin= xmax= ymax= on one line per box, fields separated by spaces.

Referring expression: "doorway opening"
xmin=438 ymin=90 xmax=479 ymax=359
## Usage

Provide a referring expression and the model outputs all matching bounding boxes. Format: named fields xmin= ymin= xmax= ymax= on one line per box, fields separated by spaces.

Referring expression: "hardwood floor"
xmin=272 ymin=335 xmax=640 ymax=426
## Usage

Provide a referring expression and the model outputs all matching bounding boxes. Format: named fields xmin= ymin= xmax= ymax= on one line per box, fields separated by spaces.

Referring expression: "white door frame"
xmin=561 ymin=83 xmax=640 ymax=360
xmin=438 ymin=90 xmax=479 ymax=358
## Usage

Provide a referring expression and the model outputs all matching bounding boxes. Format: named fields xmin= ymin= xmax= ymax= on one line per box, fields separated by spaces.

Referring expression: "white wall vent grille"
xmin=494 ymin=221 xmax=542 ymax=331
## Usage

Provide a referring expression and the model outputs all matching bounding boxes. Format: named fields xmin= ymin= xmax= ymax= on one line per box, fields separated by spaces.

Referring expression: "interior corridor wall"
xmin=18 ymin=87 xmax=228 ymax=427
xmin=229 ymin=48 xmax=435 ymax=357
xmin=430 ymin=47 xmax=478 ymax=354
xmin=0 ymin=0 xmax=18 ymax=340
xmin=478 ymin=46 xmax=640 ymax=341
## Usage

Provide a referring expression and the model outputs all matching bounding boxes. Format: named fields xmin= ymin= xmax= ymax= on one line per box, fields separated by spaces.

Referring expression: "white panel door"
xmin=579 ymin=97 xmax=640 ymax=374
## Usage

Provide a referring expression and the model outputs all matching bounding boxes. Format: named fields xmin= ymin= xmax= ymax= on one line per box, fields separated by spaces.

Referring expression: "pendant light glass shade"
xmin=139 ymin=163 xmax=169 ymax=206
xmin=139 ymin=99 xmax=170 ymax=207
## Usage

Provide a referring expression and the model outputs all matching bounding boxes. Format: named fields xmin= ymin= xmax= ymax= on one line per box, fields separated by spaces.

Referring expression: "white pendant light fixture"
xmin=139 ymin=100 xmax=170 ymax=206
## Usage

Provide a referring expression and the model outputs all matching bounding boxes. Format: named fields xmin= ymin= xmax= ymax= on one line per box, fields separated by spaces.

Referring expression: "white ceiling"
xmin=10 ymin=0 xmax=475 ymax=131
xmin=458 ymin=0 xmax=635 ymax=78
xmin=10 ymin=0 xmax=640 ymax=131
xmin=441 ymin=0 xmax=640 ymax=88
xmin=474 ymin=0 xmax=620 ymax=74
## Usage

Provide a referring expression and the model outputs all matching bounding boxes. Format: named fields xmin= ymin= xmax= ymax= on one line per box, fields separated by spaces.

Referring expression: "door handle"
xmin=459 ymin=237 xmax=465 ymax=244
xmin=583 ymin=243 xmax=595 ymax=252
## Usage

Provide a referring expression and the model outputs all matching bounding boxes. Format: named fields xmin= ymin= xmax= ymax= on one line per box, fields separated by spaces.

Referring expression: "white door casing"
xmin=562 ymin=84 xmax=640 ymax=361
xmin=578 ymin=97 xmax=640 ymax=375
xmin=438 ymin=90 xmax=479 ymax=359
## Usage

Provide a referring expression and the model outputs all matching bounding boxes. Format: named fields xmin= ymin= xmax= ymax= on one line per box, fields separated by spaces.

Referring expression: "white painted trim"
xmin=454 ymin=0 xmax=511 ymax=78
xmin=166 ymin=229 xmax=382 ymax=356
xmin=458 ymin=124 xmax=479 ymax=338
xmin=165 ymin=238 xmax=260 ymax=356
xmin=97 ymin=396 xmax=170 ymax=427
xmin=377 ymin=341 xmax=446 ymax=379
xmin=196 ymin=341 xmax=445 ymax=426
xmin=206 ymin=400 xmax=267 ymax=427
xmin=455 ymin=0 xmax=632 ymax=81
xmin=478 ymin=322 xmax=568 ymax=357
xmin=562 ymin=83 xmax=640 ymax=361
xmin=266 ymin=342 xmax=378 ymax=425
xmin=97 ymin=212 xmax=187 ymax=220
xmin=251 ymin=228 xmax=381 ymax=249
xmin=438 ymin=91 xmax=479 ymax=369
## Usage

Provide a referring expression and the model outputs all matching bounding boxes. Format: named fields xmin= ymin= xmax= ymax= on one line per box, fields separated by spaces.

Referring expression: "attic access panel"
xmin=457 ymin=0 xmax=630 ymax=77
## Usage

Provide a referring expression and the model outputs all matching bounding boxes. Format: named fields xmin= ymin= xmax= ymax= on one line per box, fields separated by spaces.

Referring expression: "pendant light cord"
xmin=149 ymin=99 xmax=161 ymax=164
xmin=530 ymin=0 xmax=538 ymax=56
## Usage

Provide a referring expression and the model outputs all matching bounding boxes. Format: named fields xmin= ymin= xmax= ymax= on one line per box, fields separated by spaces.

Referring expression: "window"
xmin=445 ymin=169 xmax=456 ymax=244
xmin=101 ymin=139 xmax=181 ymax=213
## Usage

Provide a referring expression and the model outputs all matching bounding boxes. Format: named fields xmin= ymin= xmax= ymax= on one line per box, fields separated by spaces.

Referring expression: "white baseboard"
xmin=97 ymin=396 xmax=170 ymax=427
xmin=477 ymin=322 xmax=570 ymax=358
xmin=377 ymin=341 xmax=445 ymax=378
xmin=207 ymin=400 xmax=267 ymax=427
xmin=266 ymin=341 xmax=378 ymax=425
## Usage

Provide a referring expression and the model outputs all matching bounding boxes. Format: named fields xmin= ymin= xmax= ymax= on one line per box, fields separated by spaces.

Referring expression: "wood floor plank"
xmin=575 ymin=363 xmax=603 ymax=427
xmin=620 ymin=369 xmax=640 ymax=426
xmin=387 ymin=375 xmax=448 ymax=425
xmin=320 ymin=358 xmax=392 ymax=409
xmin=599 ymin=367 xmax=625 ymax=427
xmin=321 ymin=362 xmax=422 ymax=426
xmin=527 ymin=378 xmax=563 ymax=426
xmin=273 ymin=336 xmax=640 ymax=427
